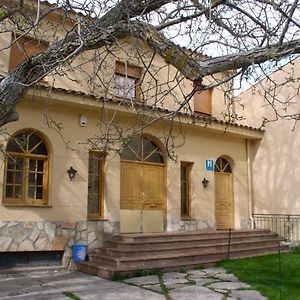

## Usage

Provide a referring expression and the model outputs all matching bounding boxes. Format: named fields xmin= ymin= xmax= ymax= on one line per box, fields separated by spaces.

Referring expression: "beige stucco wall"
xmin=239 ymin=57 xmax=300 ymax=214
xmin=0 ymin=20 xmax=231 ymax=121
xmin=0 ymin=94 xmax=251 ymax=229
xmin=167 ymin=127 xmax=249 ymax=229
xmin=0 ymin=6 xmax=257 ymax=229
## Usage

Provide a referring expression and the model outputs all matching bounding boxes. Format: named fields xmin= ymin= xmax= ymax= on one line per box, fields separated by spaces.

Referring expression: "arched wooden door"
xmin=120 ymin=136 xmax=165 ymax=233
xmin=214 ymin=157 xmax=233 ymax=230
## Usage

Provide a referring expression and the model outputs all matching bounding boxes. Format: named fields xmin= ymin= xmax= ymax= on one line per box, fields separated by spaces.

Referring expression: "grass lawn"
xmin=218 ymin=248 xmax=300 ymax=300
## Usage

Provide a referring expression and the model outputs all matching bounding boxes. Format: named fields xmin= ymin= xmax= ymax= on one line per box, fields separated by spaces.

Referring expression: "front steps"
xmin=76 ymin=229 xmax=288 ymax=279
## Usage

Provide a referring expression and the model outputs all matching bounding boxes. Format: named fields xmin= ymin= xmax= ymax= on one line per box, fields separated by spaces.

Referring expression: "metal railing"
xmin=253 ymin=214 xmax=300 ymax=242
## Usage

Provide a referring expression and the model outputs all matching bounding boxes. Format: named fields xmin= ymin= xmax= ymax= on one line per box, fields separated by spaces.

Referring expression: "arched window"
xmin=121 ymin=136 xmax=164 ymax=164
xmin=214 ymin=157 xmax=232 ymax=173
xmin=3 ymin=130 xmax=49 ymax=206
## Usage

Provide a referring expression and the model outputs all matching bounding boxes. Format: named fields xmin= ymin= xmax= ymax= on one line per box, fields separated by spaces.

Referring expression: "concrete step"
xmin=103 ymin=234 xmax=281 ymax=252
xmin=114 ymin=229 xmax=272 ymax=243
xmin=88 ymin=244 xmax=284 ymax=268
xmin=76 ymin=229 xmax=289 ymax=279
xmin=78 ymin=244 xmax=286 ymax=279
xmin=96 ymin=239 xmax=281 ymax=257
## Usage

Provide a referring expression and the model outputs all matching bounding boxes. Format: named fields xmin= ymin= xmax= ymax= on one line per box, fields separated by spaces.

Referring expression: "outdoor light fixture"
xmin=202 ymin=177 xmax=209 ymax=189
xmin=67 ymin=166 xmax=77 ymax=181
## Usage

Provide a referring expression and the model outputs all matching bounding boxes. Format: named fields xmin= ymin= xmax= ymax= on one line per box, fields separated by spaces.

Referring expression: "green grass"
xmin=218 ymin=248 xmax=300 ymax=300
xmin=63 ymin=292 xmax=82 ymax=300
xmin=157 ymin=272 xmax=170 ymax=298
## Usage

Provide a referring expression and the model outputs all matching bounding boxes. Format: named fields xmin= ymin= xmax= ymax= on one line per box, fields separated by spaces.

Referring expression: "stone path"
xmin=0 ymin=267 xmax=268 ymax=300
xmin=123 ymin=267 xmax=268 ymax=300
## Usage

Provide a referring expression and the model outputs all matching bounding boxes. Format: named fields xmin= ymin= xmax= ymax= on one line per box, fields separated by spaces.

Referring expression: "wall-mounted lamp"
xmin=202 ymin=177 xmax=209 ymax=189
xmin=67 ymin=166 xmax=77 ymax=181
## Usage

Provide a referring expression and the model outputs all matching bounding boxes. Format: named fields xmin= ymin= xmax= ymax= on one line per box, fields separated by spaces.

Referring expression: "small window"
xmin=181 ymin=162 xmax=193 ymax=219
xmin=115 ymin=61 xmax=141 ymax=101
xmin=214 ymin=157 xmax=232 ymax=173
xmin=3 ymin=130 xmax=49 ymax=206
xmin=121 ymin=136 xmax=164 ymax=164
xmin=194 ymin=87 xmax=213 ymax=115
xmin=88 ymin=152 xmax=105 ymax=219
xmin=9 ymin=34 xmax=48 ymax=71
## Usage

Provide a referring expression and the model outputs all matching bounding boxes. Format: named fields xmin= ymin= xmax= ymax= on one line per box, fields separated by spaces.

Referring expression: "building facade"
xmin=0 ymin=2 xmax=263 ymax=267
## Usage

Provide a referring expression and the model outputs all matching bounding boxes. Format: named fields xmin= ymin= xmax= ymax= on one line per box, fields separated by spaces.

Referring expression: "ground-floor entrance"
xmin=120 ymin=136 xmax=165 ymax=233
xmin=215 ymin=157 xmax=233 ymax=230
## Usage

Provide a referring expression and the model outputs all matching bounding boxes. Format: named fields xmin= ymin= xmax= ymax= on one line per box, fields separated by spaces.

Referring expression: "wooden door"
xmin=142 ymin=164 xmax=165 ymax=233
xmin=120 ymin=162 xmax=142 ymax=210
xmin=142 ymin=164 xmax=164 ymax=210
xmin=120 ymin=162 xmax=142 ymax=233
xmin=215 ymin=172 xmax=233 ymax=229
xmin=120 ymin=162 xmax=165 ymax=233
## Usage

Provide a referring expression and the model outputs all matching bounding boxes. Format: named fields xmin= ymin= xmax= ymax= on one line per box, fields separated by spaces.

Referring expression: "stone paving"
xmin=123 ymin=267 xmax=268 ymax=300
xmin=0 ymin=267 xmax=268 ymax=300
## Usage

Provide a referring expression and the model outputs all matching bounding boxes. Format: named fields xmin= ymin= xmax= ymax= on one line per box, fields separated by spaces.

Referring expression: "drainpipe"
xmin=246 ymin=139 xmax=254 ymax=229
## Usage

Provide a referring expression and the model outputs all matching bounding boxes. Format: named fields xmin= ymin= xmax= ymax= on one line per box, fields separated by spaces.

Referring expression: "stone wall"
xmin=0 ymin=219 xmax=218 ymax=268
xmin=240 ymin=219 xmax=252 ymax=229
xmin=0 ymin=220 xmax=119 ymax=267
xmin=167 ymin=219 xmax=215 ymax=232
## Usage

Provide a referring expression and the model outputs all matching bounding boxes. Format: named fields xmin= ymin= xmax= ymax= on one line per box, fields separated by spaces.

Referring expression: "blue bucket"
xmin=73 ymin=243 xmax=87 ymax=263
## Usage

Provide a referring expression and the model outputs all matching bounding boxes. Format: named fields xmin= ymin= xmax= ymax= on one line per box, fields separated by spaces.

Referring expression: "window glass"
xmin=143 ymin=139 xmax=157 ymax=159
xmin=121 ymin=136 xmax=164 ymax=163
xmin=14 ymin=185 xmax=22 ymax=199
xmin=180 ymin=163 xmax=192 ymax=218
xmin=115 ymin=74 xmax=137 ymax=99
xmin=6 ymin=140 xmax=23 ymax=153
xmin=5 ymin=185 xmax=13 ymax=198
xmin=28 ymin=134 xmax=41 ymax=151
xmin=115 ymin=62 xmax=141 ymax=100
xmin=32 ymin=141 xmax=47 ymax=155
xmin=87 ymin=152 xmax=105 ymax=218
xmin=4 ymin=130 xmax=48 ymax=205
xmin=145 ymin=151 xmax=164 ymax=163
xmin=120 ymin=145 xmax=138 ymax=161
xmin=214 ymin=157 xmax=232 ymax=173
xmin=115 ymin=74 xmax=125 ymax=97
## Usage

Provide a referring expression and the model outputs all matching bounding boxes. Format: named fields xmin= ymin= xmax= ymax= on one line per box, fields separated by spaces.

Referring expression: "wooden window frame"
xmin=180 ymin=162 xmax=193 ymax=219
xmin=115 ymin=61 xmax=142 ymax=101
xmin=87 ymin=151 xmax=106 ymax=220
xmin=3 ymin=130 xmax=49 ymax=207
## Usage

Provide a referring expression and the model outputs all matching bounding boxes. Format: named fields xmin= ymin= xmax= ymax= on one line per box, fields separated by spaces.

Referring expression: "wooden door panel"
xmin=120 ymin=162 xmax=165 ymax=233
xmin=142 ymin=164 xmax=164 ymax=210
xmin=143 ymin=210 xmax=164 ymax=233
xmin=120 ymin=162 xmax=142 ymax=210
xmin=120 ymin=210 xmax=142 ymax=233
xmin=215 ymin=173 xmax=232 ymax=229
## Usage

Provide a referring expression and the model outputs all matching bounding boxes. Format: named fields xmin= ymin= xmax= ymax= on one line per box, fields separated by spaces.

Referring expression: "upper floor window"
xmin=115 ymin=61 xmax=141 ymax=100
xmin=9 ymin=34 xmax=48 ymax=71
xmin=3 ymin=130 xmax=49 ymax=206
xmin=194 ymin=87 xmax=213 ymax=115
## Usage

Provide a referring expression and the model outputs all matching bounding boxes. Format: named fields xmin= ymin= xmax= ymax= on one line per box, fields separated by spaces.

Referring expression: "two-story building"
xmin=0 ymin=0 xmax=263 ymax=267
